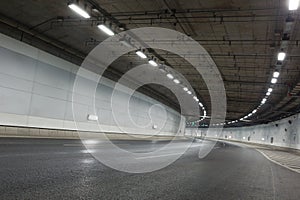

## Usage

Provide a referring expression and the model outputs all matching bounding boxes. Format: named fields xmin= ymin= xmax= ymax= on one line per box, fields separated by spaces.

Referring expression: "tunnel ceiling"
xmin=1 ymin=0 xmax=300 ymax=127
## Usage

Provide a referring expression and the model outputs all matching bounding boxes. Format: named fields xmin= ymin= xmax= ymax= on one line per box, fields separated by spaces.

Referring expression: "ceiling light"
xmin=289 ymin=0 xmax=300 ymax=10
xmin=268 ymin=88 xmax=273 ymax=93
xmin=273 ymin=71 xmax=280 ymax=78
xmin=261 ymin=98 xmax=267 ymax=104
xmin=271 ymin=78 xmax=277 ymax=84
xmin=203 ymin=110 xmax=207 ymax=116
xmin=183 ymin=87 xmax=188 ymax=91
xmin=68 ymin=3 xmax=91 ymax=19
xmin=187 ymin=91 xmax=192 ymax=95
xmin=136 ymin=50 xmax=147 ymax=59
xmin=166 ymin=73 xmax=174 ymax=80
xmin=173 ymin=79 xmax=180 ymax=84
xmin=199 ymin=102 xmax=203 ymax=107
xmin=98 ymin=24 xmax=115 ymax=36
xmin=148 ymin=59 xmax=158 ymax=67
xmin=266 ymin=92 xmax=271 ymax=96
xmin=252 ymin=109 xmax=257 ymax=114
xmin=277 ymin=52 xmax=286 ymax=61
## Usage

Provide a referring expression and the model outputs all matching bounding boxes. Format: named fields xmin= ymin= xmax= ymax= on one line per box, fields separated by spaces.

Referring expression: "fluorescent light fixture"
xmin=266 ymin=92 xmax=271 ymax=96
xmin=183 ymin=87 xmax=189 ymax=91
xmin=199 ymin=102 xmax=203 ymax=107
xmin=289 ymin=0 xmax=300 ymax=10
xmin=277 ymin=52 xmax=286 ymax=61
xmin=148 ymin=59 xmax=158 ymax=67
xmin=166 ymin=73 xmax=174 ymax=80
xmin=187 ymin=91 xmax=192 ymax=95
xmin=87 ymin=114 xmax=98 ymax=121
xmin=136 ymin=50 xmax=147 ymax=59
xmin=98 ymin=24 xmax=115 ymax=36
xmin=194 ymin=98 xmax=199 ymax=102
xmin=261 ymin=98 xmax=267 ymax=104
xmin=252 ymin=109 xmax=257 ymax=114
xmin=173 ymin=79 xmax=180 ymax=84
xmin=268 ymin=88 xmax=273 ymax=93
xmin=271 ymin=78 xmax=277 ymax=84
xmin=273 ymin=71 xmax=280 ymax=78
xmin=68 ymin=3 xmax=91 ymax=18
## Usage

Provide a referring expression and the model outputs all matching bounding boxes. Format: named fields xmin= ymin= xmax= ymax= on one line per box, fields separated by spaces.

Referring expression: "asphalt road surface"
xmin=0 ymin=137 xmax=299 ymax=200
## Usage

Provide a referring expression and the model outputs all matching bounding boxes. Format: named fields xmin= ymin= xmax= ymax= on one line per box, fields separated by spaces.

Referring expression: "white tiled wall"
xmin=0 ymin=33 xmax=185 ymax=136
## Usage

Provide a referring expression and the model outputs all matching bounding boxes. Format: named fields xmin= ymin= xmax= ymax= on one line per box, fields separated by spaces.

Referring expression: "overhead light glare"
xmin=173 ymin=79 xmax=180 ymax=84
xmin=68 ymin=3 xmax=91 ymax=19
xmin=273 ymin=71 xmax=280 ymax=78
xmin=268 ymin=88 xmax=273 ymax=93
xmin=187 ymin=91 xmax=192 ymax=95
xmin=98 ymin=24 xmax=115 ymax=36
xmin=266 ymin=92 xmax=271 ymax=96
xmin=199 ymin=102 xmax=203 ymax=107
xmin=136 ymin=50 xmax=147 ymax=59
xmin=289 ymin=0 xmax=300 ymax=10
xmin=271 ymin=78 xmax=277 ymax=84
xmin=277 ymin=52 xmax=286 ymax=61
xmin=183 ymin=87 xmax=188 ymax=91
xmin=166 ymin=73 xmax=174 ymax=80
xmin=148 ymin=59 xmax=158 ymax=67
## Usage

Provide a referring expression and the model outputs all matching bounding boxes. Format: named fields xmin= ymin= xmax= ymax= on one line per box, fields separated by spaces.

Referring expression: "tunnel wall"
xmin=186 ymin=113 xmax=300 ymax=150
xmin=0 ymin=33 xmax=185 ymax=137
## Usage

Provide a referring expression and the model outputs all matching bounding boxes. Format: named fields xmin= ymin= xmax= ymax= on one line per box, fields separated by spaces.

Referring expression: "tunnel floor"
xmin=0 ymin=138 xmax=299 ymax=200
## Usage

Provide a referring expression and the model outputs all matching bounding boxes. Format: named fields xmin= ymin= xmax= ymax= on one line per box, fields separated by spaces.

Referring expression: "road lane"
xmin=0 ymin=138 xmax=299 ymax=200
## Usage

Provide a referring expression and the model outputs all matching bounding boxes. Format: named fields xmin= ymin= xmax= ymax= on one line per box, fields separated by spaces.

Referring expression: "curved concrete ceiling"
xmin=0 ymin=0 xmax=300 ymax=127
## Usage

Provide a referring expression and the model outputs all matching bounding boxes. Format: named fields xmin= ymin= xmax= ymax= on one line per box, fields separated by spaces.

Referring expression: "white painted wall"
xmin=0 ymin=33 xmax=185 ymax=136
xmin=186 ymin=113 xmax=300 ymax=150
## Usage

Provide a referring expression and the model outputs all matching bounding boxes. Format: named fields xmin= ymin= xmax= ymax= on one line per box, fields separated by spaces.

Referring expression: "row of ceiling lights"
xmin=68 ymin=1 xmax=207 ymax=121
xmin=212 ymin=0 xmax=299 ymax=127
xmin=190 ymin=0 xmax=299 ymax=128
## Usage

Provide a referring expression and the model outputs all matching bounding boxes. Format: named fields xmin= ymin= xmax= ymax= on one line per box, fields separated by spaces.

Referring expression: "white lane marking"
xmin=256 ymin=149 xmax=300 ymax=174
